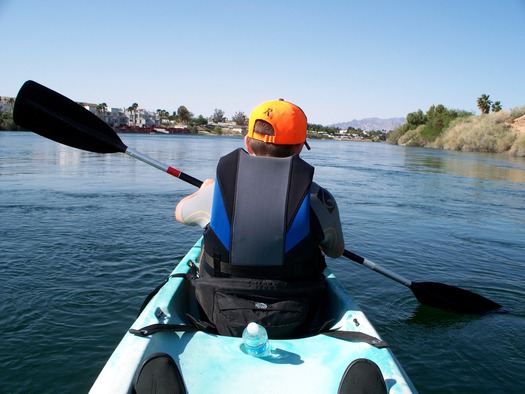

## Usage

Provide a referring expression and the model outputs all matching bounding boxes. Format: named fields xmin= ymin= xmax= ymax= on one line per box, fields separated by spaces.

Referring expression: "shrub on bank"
xmin=397 ymin=125 xmax=424 ymax=146
xmin=510 ymin=106 xmax=525 ymax=120
xmin=509 ymin=134 xmax=525 ymax=156
xmin=432 ymin=111 xmax=517 ymax=154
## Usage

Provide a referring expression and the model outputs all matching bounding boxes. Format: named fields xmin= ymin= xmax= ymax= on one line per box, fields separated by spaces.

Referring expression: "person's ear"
xmin=244 ymin=135 xmax=254 ymax=154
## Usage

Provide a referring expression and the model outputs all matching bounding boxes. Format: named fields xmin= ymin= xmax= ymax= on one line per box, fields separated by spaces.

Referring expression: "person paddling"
xmin=175 ymin=99 xmax=344 ymax=338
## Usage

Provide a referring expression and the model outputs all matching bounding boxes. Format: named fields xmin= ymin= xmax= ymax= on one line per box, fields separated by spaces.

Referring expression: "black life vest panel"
xmin=201 ymin=148 xmax=325 ymax=280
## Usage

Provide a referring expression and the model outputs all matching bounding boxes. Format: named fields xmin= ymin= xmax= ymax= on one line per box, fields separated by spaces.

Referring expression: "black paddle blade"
xmin=410 ymin=281 xmax=502 ymax=313
xmin=13 ymin=80 xmax=127 ymax=154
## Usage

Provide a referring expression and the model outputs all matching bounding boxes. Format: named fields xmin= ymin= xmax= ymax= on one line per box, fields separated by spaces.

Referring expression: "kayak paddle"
xmin=13 ymin=80 xmax=502 ymax=313
xmin=343 ymin=250 xmax=502 ymax=313
xmin=13 ymin=80 xmax=203 ymax=188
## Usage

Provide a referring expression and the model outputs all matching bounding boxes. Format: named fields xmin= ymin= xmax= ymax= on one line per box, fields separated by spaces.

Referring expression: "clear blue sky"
xmin=2 ymin=0 xmax=524 ymax=125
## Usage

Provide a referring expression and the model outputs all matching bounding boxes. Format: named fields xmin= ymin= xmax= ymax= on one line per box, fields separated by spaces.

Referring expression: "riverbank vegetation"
xmin=388 ymin=104 xmax=525 ymax=156
xmin=387 ymin=105 xmax=473 ymax=146
xmin=0 ymin=109 xmax=21 ymax=130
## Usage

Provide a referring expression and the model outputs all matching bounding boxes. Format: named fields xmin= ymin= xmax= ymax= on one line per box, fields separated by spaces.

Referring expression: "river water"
xmin=1 ymin=132 xmax=524 ymax=393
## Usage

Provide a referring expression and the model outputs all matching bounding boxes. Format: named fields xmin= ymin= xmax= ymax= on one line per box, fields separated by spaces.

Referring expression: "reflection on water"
xmin=404 ymin=148 xmax=525 ymax=183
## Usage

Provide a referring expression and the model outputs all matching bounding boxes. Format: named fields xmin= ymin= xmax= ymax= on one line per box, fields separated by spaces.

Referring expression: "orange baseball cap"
xmin=247 ymin=99 xmax=310 ymax=149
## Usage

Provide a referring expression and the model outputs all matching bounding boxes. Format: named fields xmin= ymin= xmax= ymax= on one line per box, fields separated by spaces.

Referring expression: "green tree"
xmin=435 ymin=104 xmax=446 ymax=114
xmin=211 ymin=109 xmax=226 ymax=123
xmin=232 ymin=111 xmax=248 ymax=126
xmin=477 ymin=94 xmax=492 ymax=114
xmin=96 ymin=103 xmax=107 ymax=120
xmin=176 ymin=106 xmax=193 ymax=124
xmin=193 ymin=114 xmax=208 ymax=126
xmin=406 ymin=109 xmax=426 ymax=127
xmin=491 ymin=101 xmax=502 ymax=112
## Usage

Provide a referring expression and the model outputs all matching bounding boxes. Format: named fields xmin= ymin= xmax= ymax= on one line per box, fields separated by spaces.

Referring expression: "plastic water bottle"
xmin=242 ymin=322 xmax=270 ymax=357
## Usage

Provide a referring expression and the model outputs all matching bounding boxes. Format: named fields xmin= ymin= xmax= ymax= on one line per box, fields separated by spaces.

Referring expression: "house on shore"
xmin=81 ymin=103 xmax=159 ymax=128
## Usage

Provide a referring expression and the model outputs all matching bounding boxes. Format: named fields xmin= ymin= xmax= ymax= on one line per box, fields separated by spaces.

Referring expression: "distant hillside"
xmin=330 ymin=117 xmax=405 ymax=132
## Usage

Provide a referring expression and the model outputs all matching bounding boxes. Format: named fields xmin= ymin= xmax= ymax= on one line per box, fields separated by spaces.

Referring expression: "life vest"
xmin=201 ymin=148 xmax=326 ymax=280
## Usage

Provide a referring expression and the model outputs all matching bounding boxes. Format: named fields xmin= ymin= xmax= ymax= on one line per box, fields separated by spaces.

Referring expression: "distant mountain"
xmin=329 ymin=117 xmax=406 ymax=132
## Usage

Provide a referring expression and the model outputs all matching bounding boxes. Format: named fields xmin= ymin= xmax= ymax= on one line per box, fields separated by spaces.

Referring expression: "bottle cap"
xmin=247 ymin=322 xmax=259 ymax=336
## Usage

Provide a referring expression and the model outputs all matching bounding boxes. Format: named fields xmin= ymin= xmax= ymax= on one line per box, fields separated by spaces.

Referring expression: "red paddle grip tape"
xmin=167 ymin=166 xmax=181 ymax=177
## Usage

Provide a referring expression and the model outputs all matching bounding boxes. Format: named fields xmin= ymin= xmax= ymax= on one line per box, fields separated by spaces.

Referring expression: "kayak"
xmin=90 ymin=237 xmax=417 ymax=393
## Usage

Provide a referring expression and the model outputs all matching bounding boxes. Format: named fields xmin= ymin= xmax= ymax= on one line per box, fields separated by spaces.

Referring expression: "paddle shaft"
xmin=343 ymin=250 xmax=411 ymax=287
xmin=125 ymin=148 xmax=203 ymax=188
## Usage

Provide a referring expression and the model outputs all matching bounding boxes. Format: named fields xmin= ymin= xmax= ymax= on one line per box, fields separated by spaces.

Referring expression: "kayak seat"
xmin=132 ymin=352 xmax=187 ymax=394
xmin=338 ymin=358 xmax=387 ymax=394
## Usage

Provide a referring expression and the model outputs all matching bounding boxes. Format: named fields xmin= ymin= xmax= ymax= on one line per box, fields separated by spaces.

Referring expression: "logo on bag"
xmin=255 ymin=302 xmax=268 ymax=309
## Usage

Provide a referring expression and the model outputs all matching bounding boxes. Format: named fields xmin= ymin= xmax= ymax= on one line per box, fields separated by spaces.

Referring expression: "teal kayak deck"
xmin=90 ymin=239 xmax=417 ymax=393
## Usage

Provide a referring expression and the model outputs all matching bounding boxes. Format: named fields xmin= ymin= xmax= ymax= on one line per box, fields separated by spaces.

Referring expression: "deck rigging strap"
xmin=323 ymin=330 xmax=389 ymax=349
xmin=129 ymin=323 xmax=198 ymax=337
xmin=129 ymin=323 xmax=388 ymax=348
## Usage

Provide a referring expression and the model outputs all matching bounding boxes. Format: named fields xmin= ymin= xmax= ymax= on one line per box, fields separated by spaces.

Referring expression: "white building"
xmin=131 ymin=108 xmax=158 ymax=127
xmin=81 ymin=103 xmax=159 ymax=128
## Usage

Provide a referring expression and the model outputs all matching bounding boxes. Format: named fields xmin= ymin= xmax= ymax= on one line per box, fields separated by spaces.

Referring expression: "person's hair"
xmin=247 ymin=120 xmax=301 ymax=157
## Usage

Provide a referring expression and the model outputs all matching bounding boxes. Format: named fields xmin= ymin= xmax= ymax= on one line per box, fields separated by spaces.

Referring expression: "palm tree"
xmin=96 ymin=103 xmax=108 ymax=120
xmin=477 ymin=94 xmax=492 ymax=114
xmin=127 ymin=103 xmax=139 ymax=126
xmin=491 ymin=101 xmax=502 ymax=113
xmin=156 ymin=109 xmax=170 ymax=126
